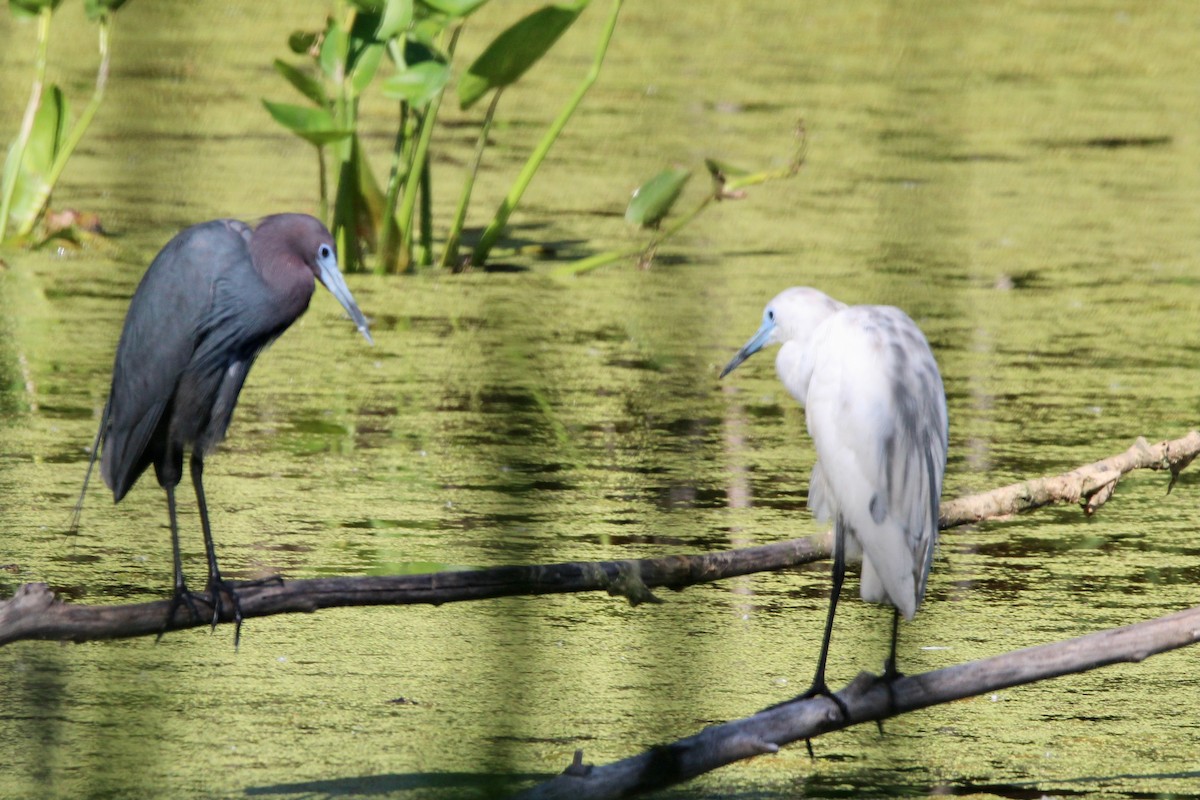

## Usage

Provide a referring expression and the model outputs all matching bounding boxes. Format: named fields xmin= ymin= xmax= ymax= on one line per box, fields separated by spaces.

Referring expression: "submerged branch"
xmin=0 ymin=432 xmax=1195 ymax=646
xmin=511 ymin=603 xmax=1200 ymax=799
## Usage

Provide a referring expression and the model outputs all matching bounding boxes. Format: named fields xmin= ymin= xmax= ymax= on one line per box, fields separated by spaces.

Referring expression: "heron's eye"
xmin=318 ymin=244 xmax=333 ymax=260
xmin=767 ymin=309 xmax=775 ymax=322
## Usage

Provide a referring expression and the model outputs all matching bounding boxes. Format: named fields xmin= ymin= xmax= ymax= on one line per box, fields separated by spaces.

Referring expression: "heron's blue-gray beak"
xmin=720 ymin=318 xmax=775 ymax=378
xmin=316 ymin=250 xmax=374 ymax=345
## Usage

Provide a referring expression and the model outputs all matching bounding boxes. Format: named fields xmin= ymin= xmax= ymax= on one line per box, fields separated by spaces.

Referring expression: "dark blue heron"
xmin=80 ymin=214 xmax=372 ymax=644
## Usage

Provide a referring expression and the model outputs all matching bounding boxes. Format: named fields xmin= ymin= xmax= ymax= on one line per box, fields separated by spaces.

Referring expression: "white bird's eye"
xmin=767 ymin=309 xmax=775 ymax=322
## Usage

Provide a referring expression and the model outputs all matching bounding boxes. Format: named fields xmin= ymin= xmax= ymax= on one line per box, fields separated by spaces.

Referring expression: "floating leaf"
xmin=458 ymin=1 xmax=589 ymax=110
xmin=262 ymin=100 xmax=353 ymax=146
xmin=381 ymin=61 xmax=449 ymax=108
xmin=376 ymin=0 xmax=413 ymax=39
xmin=273 ymin=59 xmax=326 ymax=106
xmin=418 ymin=0 xmax=490 ymax=18
xmin=625 ymin=167 xmax=691 ymax=227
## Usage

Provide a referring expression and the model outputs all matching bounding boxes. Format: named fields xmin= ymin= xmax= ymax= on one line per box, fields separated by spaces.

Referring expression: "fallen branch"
xmin=1 ymin=432 xmax=1195 ymax=646
xmin=940 ymin=431 xmax=1200 ymax=525
xmin=0 ymin=538 xmax=827 ymax=646
xmin=510 ymin=603 xmax=1200 ymax=799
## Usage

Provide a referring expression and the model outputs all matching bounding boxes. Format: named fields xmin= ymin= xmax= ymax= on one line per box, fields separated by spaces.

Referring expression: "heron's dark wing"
xmin=101 ymin=220 xmax=253 ymax=500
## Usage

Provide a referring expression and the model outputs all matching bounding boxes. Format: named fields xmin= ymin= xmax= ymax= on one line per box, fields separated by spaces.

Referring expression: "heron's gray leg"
xmin=191 ymin=452 xmax=244 ymax=647
xmin=157 ymin=481 xmax=203 ymax=641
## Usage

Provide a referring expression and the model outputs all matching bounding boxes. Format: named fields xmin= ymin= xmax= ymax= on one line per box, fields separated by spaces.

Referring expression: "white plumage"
xmin=721 ymin=286 xmax=948 ymax=697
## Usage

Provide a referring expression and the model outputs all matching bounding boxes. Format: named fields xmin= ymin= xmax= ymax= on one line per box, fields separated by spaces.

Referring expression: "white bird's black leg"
xmin=876 ymin=607 xmax=903 ymax=736
xmin=191 ymin=453 xmax=244 ymax=648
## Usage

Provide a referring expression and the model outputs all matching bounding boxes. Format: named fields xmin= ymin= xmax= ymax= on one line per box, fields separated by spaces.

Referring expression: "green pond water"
xmin=2 ymin=1 xmax=1199 ymax=798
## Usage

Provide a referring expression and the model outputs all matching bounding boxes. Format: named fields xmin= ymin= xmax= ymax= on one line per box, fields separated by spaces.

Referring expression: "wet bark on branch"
xmin=511 ymin=604 xmax=1200 ymax=800
xmin=0 ymin=431 xmax=1196 ymax=646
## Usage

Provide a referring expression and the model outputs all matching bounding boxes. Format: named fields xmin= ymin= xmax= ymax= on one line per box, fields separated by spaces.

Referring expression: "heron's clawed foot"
xmin=205 ymin=576 xmax=245 ymax=648
xmin=797 ymin=680 xmax=850 ymax=722
xmin=874 ymin=661 xmax=905 ymax=735
xmin=157 ymin=582 xmax=207 ymax=642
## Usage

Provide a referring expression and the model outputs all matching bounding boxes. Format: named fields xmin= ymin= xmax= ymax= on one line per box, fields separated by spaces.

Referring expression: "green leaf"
xmin=25 ymin=84 xmax=70 ymax=176
xmin=376 ymin=0 xmax=413 ymax=39
xmin=273 ymin=59 xmax=327 ymax=106
xmin=418 ymin=0 xmax=490 ymax=17
xmin=319 ymin=19 xmax=348 ymax=79
xmin=10 ymin=0 xmax=63 ymax=16
xmin=349 ymin=43 xmax=385 ymax=94
xmin=704 ymin=158 xmax=751 ymax=180
xmin=288 ymin=30 xmax=320 ymax=55
xmin=82 ymin=0 xmax=129 ymax=20
xmin=625 ymin=168 xmax=691 ymax=227
xmin=457 ymin=1 xmax=589 ymax=110
xmin=381 ymin=61 xmax=449 ymax=108
xmin=5 ymin=84 xmax=70 ymax=231
xmin=262 ymin=100 xmax=353 ymax=146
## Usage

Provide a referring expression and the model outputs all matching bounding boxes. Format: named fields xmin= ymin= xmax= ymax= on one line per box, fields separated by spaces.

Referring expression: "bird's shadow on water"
xmin=243 ymin=771 xmax=545 ymax=799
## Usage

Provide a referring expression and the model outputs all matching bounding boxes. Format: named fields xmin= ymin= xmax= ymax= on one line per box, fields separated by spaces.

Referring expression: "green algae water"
xmin=2 ymin=1 xmax=1199 ymax=798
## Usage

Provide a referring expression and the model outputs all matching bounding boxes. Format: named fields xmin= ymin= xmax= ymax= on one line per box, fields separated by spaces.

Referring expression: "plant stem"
xmin=16 ymin=12 xmax=113 ymax=239
xmin=470 ymin=0 xmax=623 ymax=267
xmin=317 ymin=145 xmax=328 ymax=222
xmin=398 ymin=23 xmax=462 ymax=271
xmin=376 ymin=102 xmax=409 ymax=274
xmin=549 ymin=195 xmax=713 ymax=278
xmin=418 ymin=153 xmax=433 ymax=266
xmin=440 ymin=88 xmax=502 ymax=268
xmin=0 ymin=6 xmax=53 ymax=245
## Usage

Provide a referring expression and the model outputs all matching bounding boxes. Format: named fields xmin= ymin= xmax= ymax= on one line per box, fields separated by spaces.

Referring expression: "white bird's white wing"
xmin=800 ymin=306 xmax=947 ymax=619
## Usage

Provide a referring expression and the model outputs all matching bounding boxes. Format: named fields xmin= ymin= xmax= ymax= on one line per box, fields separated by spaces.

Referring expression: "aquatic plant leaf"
xmin=288 ymin=30 xmax=320 ymax=55
xmin=625 ymin=168 xmax=692 ymax=227
xmin=418 ymin=0 xmax=490 ymax=18
xmin=319 ymin=20 xmax=348 ymax=80
xmin=273 ymin=59 xmax=327 ymax=106
xmin=704 ymin=158 xmax=751 ymax=179
xmin=457 ymin=1 xmax=590 ymax=110
xmin=82 ymin=0 xmax=128 ymax=19
xmin=262 ymin=101 xmax=353 ymax=146
xmin=377 ymin=0 xmax=413 ymax=39
xmin=381 ymin=61 xmax=449 ymax=108
xmin=10 ymin=0 xmax=64 ymax=17
xmin=350 ymin=43 xmax=385 ymax=94
xmin=5 ymin=85 xmax=69 ymax=230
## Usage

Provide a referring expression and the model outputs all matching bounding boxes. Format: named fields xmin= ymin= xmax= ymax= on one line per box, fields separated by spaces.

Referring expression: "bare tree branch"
xmin=1 ymin=432 xmax=1196 ymax=646
xmin=940 ymin=431 xmax=1199 ymax=525
xmin=510 ymin=604 xmax=1200 ymax=799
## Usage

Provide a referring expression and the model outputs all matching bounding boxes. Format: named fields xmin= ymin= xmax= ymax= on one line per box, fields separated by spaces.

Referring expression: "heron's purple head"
xmin=253 ymin=214 xmax=373 ymax=345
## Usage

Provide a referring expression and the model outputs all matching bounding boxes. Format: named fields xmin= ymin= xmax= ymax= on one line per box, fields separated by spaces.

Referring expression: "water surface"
xmin=1 ymin=2 xmax=1198 ymax=798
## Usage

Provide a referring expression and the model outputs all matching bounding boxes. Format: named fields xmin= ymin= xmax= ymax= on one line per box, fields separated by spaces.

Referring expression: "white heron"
xmin=720 ymin=287 xmax=948 ymax=709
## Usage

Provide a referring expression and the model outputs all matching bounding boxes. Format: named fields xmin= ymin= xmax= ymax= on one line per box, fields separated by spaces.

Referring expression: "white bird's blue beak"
xmin=316 ymin=249 xmax=374 ymax=346
xmin=720 ymin=315 xmax=775 ymax=378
